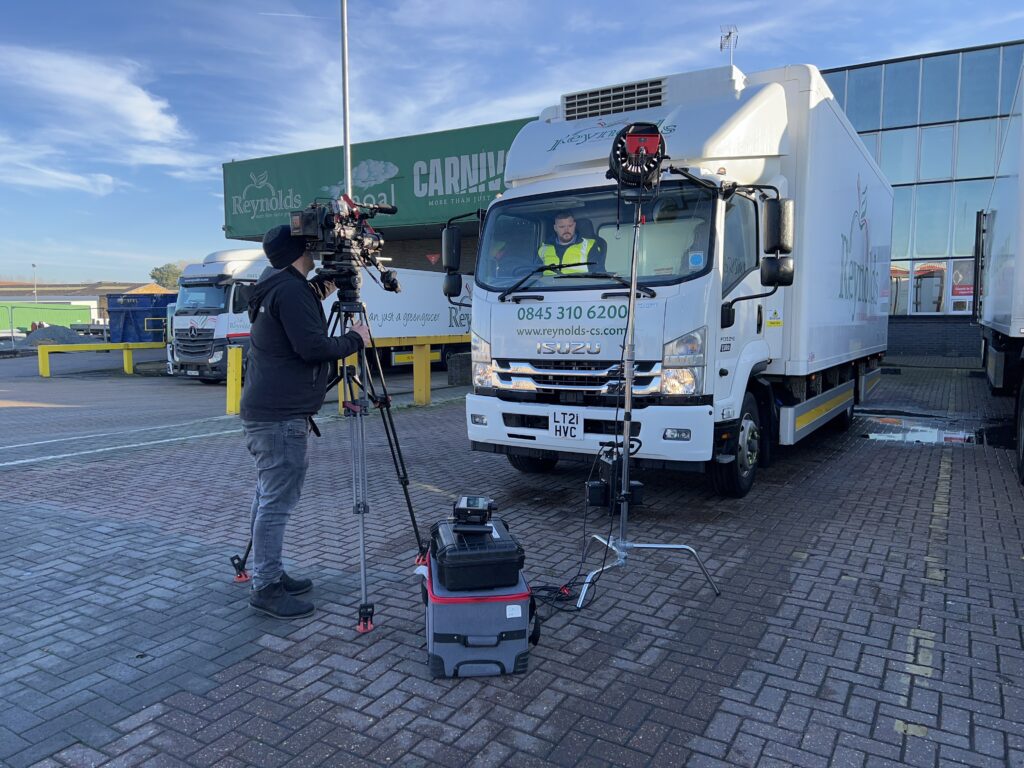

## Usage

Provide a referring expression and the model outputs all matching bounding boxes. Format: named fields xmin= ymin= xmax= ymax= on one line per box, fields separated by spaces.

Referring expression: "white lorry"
xmin=442 ymin=64 xmax=892 ymax=497
xmin=975 ymin=65 xmax=1023 ymax=478
xmin=170 ymin=249 xmax=470 ymax=382
xmin=169 ymin=249 xmax=265 ymax=382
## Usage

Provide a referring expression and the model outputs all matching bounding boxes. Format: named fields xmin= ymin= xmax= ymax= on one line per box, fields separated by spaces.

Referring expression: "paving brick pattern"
xmin=1 ymin=365 xmax=1022 ymax=767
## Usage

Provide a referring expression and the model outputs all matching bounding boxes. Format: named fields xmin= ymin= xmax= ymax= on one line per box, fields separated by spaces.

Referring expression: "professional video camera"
xmin=289 ymin=195 xmax=400 ymax=302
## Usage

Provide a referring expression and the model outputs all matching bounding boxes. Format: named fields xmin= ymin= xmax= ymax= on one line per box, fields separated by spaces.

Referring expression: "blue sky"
xmin=0 ymin=0 xmax=1022 ymax=283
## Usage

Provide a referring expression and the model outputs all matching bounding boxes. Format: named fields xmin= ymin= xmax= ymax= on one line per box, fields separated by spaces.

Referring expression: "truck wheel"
xmin=199 ymin=378 xmax=220 ymax=385
xmin=507 ymin=454 xmax=559 ymax=474
xmin=710 ymin=392 xmax=760 ymax=498
xmin=1016 ymin=386 xmax=1024 ymax=484
xmin=834 ymin=399 xmax=855 ymax=431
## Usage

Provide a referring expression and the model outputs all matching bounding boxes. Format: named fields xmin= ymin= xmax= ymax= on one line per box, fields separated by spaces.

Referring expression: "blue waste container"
xmin=107 ymin=294 xmax=177 ymax=343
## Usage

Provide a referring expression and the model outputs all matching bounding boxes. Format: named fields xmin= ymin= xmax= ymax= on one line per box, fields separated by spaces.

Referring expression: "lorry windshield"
xmin=476 ymin=182 xmax=715 ymax=293
xmin=176 ymin=284 xmax=228 ymax=314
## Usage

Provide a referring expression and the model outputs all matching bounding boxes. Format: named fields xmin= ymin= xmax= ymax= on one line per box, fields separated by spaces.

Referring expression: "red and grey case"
xmin=423 ymin=554 xmax=535 ymax=678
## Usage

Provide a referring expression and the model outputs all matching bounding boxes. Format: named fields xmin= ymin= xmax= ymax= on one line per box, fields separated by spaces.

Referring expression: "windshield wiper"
xmin=497 ymin=261 xmax=596 ymax=302
xmin=554 ymin=272 xmax=656 ymax=298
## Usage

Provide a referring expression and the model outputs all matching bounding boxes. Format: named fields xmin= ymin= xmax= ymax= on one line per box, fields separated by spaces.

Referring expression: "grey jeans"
xmin=243 ymin=418 xmax=310 ymax=590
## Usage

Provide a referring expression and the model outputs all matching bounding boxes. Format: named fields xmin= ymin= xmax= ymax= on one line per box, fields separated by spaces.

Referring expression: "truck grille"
xmin=174 ymin=328 xmax=215 ymax=357
xmin=563 ymin=79 xmax=664 ymax=120
xmin=492 ymin=359 xmax=661 ymax=395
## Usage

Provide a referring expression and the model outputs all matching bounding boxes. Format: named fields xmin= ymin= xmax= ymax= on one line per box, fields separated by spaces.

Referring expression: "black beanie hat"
xmin=262 ymin=225 xmax=306 ymax=269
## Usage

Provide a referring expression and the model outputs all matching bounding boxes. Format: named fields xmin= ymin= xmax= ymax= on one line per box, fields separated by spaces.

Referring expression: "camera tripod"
xmin=324 ymin=297 xmax=428 ymax=632
xmin=231 ymin=292 xmax=427 ymax=634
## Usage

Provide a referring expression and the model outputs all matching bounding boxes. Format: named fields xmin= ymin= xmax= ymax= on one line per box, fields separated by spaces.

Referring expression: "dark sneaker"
xmin=281 ymin=571 xmax=313 ymax=596
xmin=250 ymin=581 xmax=315 ymax=619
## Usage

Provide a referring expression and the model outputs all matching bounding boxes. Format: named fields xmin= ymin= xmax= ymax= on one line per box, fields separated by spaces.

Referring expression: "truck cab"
xmin=168 ymin=249 xmax=266 ymax=382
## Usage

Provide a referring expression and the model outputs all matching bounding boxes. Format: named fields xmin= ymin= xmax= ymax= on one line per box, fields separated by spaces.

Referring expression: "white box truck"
xmin=442 ymin=64 xmax=892 ymax=497
xmin=169 ymin=249 xmax=470 ymax=382
xmin=976 ymin=65 xmax=1023 ymax=478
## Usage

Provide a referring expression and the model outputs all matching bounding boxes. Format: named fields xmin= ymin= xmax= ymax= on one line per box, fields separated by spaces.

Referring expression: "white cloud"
xmin=0 ymin=44 xmax=213 ymax=190
xmin=0 ymin=45 xmax=186 ymax=145
xmin=0 ymin=134 xmax=116 ymax=196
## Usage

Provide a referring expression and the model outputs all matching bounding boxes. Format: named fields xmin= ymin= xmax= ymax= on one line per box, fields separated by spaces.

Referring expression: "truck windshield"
xmin=476 ymin=182 xmax=715 ymax=293
xmin=176 ymin=284 xmax=228 ymax=314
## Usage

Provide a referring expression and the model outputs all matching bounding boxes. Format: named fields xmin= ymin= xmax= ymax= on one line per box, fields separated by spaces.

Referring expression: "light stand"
xmin=575 ymin=124 xmax=720 ymax=608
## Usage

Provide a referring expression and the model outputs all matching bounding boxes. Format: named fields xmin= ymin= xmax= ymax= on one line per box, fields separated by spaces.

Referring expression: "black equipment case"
xmin=429 ymin=517 xmax=525 ymax=591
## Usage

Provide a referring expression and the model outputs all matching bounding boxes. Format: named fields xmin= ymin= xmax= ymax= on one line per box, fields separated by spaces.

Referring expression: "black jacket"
xmin=240 ymin=266 xmax=363 ymax=421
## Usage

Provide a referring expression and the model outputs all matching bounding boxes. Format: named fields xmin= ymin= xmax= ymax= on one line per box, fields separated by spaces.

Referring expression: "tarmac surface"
xmin=1 ymin=355 xmax=1022 ymax=767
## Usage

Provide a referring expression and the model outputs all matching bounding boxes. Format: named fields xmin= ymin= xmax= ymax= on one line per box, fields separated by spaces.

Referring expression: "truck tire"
xmin=710 ymin=392 xmax=760 ymax=498
xmin=1016 ymin=385 xmax=1024 ymax=484
xmin=507 ymin=454 xmax=559 ymax=474
xmin=199 ymin=378 xmax=220 ymax=385
xmin=834 ymin=399 xmax=855 ymax=431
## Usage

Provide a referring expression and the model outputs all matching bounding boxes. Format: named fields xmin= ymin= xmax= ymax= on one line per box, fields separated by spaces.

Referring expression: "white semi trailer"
xmin=442 ymin=64 xmax=892 ymax=497
xmin=976 ymin=65 xmax=1023 ymax=478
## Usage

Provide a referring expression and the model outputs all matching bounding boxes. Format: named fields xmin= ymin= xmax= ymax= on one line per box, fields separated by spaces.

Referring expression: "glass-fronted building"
xmin=822 ymin=41 xmax=1023 ymax=355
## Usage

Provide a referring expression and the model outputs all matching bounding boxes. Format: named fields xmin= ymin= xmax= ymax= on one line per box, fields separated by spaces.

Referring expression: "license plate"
xmin=550 ymin=409 xmax=583 ymax=440
xmin=186 ymin=370 xmax=199 ymax=376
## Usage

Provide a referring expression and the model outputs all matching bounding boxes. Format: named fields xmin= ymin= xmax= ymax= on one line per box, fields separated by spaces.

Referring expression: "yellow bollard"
xmin=226 ymin=346 xmax=243 ymax=415
xmin=122 ymin=347 xmax=134 ymax=375
xmin=413 ymin=343 xmax=431 ymax=406
xmin=38 ymin=348 xmax=51 ymax=378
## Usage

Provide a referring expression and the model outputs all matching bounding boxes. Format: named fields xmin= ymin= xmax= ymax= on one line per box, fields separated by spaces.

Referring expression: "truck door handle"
xmin=757 ymin=305 xmax=763 ymax=334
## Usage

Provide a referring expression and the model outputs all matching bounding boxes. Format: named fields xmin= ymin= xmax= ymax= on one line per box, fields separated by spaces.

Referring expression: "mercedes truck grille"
xmin=174 ymin=328 xmax=215 ymax=357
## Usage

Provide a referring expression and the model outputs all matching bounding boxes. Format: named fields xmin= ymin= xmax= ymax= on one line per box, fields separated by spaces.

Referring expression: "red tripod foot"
xmin=356 ymin=603 xmax=375 ymax=633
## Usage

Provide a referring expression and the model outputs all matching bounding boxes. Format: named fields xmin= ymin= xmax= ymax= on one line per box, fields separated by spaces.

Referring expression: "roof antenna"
xmin=720 ymin=24 xmax=739 ymax=67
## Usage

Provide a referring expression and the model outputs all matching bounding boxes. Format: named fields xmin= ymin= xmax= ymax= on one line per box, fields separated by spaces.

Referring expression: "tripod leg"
xmin=352 ymin=344 xmax=374 ymax=633
xmin=230 ymin=538 xmax=252 ymax=583
xmin=359 ymin=317 xmax=428 ymax=562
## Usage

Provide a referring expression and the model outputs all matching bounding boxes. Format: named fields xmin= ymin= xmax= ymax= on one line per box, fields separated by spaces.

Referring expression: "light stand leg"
xmin=575 ymin=537 xmax=721 ymax=609
xmin=575 ymin=181 xmax=720 ymax=610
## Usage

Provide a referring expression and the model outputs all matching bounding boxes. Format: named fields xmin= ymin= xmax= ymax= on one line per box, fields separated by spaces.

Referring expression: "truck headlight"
xmin=472 ymin=332 xmax=494 ymax=389
xmin=662 ymin=327 xmax=705 ymax=395
xmin=663 ymin=327 xmax=705 ymax=367
xmin=471 ymin=332 xmax=491 ymax=364
xmin=662 ymin=367 xmax=702 ymax=395
xmin=473 ymin=362 xmax=496 ymax=388
xmin=209 ymin=350 xmax=224 ymax=364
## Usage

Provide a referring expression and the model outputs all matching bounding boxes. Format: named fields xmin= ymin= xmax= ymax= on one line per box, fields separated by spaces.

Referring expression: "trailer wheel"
xmin=1016 ymin=385 xmax=1024 ymax=484
xmin=710 ymin=392 xmax=760 ymax=498
xmin=507 ymin=454 xmax=559 ymax=474
xmin=834 ymin=399 xmax=855 ymax=431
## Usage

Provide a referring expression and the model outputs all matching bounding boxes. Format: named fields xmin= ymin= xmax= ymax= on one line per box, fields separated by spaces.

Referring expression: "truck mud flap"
xmin=857 ymin=368 xmax=881 ymax=403
xmin=779 ymin=379 xmax=854 ymax=445
xmin=986 ymin=347 xmax=1005 ymax=389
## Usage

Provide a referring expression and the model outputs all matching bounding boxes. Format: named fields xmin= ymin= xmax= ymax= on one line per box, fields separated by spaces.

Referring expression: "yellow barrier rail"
xmin=225 ymin=334 xmax=469 ymax=415
xmin=37 ymin=342 xmax=166 ymax=378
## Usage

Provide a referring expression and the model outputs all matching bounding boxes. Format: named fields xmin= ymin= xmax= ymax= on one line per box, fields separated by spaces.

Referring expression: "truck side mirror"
xmin=443 ymin=272 xmax=463 ymax=298
xmin=720 ymin=303 xmax=736 ymax=329
xmin=442 ymin=226 xmax=461 ymax=272
xmin=763 ymin=198 xmax=794 ymax=255
xmin=760 ymin=256 xmax=795 ymax=287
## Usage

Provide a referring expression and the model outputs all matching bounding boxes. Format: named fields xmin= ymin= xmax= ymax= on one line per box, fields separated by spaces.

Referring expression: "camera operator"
xmin=241 ymin=224 xmax=371 ymax=620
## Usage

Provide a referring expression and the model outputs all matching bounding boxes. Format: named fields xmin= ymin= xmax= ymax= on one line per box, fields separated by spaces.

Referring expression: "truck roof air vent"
xmin=562 ymin=79 xmax=664 ymax=121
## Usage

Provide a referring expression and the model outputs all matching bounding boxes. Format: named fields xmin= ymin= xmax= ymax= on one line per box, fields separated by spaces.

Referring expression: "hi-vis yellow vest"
xmin=538 ymin=239 xmax=595 ymax=274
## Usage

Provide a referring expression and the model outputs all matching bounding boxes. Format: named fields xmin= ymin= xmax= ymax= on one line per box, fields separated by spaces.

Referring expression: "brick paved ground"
xmin=1 ymin=360 xmax=1022 ymax=767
